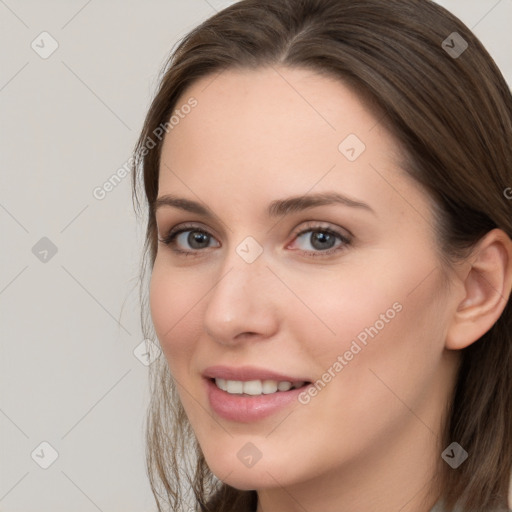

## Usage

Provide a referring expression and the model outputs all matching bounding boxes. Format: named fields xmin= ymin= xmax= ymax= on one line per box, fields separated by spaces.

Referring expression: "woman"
xmin=131 ymin=0 xmax=512 ymax=510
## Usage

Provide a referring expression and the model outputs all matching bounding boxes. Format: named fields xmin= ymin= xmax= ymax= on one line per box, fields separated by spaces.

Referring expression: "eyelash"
xmin=157 ymin=222 xmax=352 ymax=258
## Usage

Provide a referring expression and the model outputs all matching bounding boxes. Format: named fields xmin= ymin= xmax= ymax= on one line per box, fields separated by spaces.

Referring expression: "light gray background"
xmin=1 ymin=1 xmax=511 ymax=511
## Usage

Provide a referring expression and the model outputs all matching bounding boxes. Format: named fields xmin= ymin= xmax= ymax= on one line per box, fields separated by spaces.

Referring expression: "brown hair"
xmin=131 ymin=0 xmax=512 ymax=510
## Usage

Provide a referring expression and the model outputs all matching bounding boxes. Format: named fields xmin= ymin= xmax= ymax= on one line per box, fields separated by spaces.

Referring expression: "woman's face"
xmin=150 ymin=67 xmax=460 ymax=494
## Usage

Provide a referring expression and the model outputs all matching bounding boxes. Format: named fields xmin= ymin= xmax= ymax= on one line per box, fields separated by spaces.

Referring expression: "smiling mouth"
xmin=211 ymin=378 xmax=311 ymax=396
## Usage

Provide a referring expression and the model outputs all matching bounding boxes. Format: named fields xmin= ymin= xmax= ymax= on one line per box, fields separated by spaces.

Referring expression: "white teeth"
xmin=216 ymin=378 xmax=227 ymax=391
xmin=243 ymin=380 xmax=263 ymax=395
xmin=214 ymin=378 xmax=303 ymax=395
xmin=262 ymin=380 xmax=278 ymax=394
xmin=277 ymin=381 xmax=292 ymax=391
xmin=226 ymin=380 xmax=243 ymax=394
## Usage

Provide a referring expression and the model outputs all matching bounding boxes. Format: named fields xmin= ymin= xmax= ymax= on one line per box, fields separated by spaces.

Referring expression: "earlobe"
xmin=446 ymin=229 xmax=512 ymax=350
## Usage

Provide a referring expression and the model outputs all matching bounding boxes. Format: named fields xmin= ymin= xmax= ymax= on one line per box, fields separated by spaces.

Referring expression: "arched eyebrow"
xmin=154 ymin=192 xmax=375 ymax=217
xmin=267 ymin=192 xmax=375 ymax=216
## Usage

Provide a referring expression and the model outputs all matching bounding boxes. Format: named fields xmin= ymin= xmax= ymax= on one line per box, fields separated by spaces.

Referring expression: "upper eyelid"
xmin=294 ymin=221 xmax=352 ymax=238
xmin=155 ymin=207 xmax=355 ymax=234
xmin=159 ymin=221 xmax=216 ymax=237
xmin=162 ymin=220 xmax=347 ymax=235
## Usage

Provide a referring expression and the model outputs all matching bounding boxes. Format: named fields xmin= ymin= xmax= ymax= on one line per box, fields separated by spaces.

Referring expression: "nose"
xmin=203 ymin=248 xmax=280 ymax=346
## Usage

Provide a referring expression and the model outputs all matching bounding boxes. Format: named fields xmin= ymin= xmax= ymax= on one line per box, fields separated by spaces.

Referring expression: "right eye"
xmin=158 ymin=225 xmax=221 ymax=256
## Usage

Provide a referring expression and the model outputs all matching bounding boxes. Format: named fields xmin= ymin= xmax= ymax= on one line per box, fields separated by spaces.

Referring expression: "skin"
xmin=149 ymin=66 xmax=512 ymax=512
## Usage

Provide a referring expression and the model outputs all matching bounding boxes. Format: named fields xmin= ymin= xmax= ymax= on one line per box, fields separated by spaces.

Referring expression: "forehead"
xmin=163 ymin=66 xmax=384 ymax=160
xmin=157 ymin=66 xmax=430 ymax=224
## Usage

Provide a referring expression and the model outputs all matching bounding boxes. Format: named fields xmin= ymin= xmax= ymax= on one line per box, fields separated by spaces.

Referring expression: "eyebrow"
xmin=154 ymin=191 xmax=375 ymax=217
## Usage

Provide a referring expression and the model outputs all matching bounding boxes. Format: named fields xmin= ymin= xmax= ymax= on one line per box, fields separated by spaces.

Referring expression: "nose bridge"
xmin=203 ymin=241 xmax=278 ymax=343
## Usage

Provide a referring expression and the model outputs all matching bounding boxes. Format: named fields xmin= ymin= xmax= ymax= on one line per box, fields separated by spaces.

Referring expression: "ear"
xmin=446 ymin=228 xmax=512 ymax=350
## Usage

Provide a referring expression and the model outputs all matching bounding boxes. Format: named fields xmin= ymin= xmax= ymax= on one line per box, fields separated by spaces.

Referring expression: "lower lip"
xmin=205 ymin=378 xmax=308 ymax=423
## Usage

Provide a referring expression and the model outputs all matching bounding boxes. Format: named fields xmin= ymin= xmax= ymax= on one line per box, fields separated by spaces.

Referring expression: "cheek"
xmin=290 ymin=257 xmax=447 ymax=398
xmin=278 ymin=267 xmax=447 ymax=469
xmin=281 ymin=265 xmax=405 ymax=366
xmin=149 ymin=261 xmax=204 ymax=372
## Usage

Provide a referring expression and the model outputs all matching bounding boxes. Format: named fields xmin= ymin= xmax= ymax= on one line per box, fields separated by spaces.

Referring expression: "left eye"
xmin=291 ymin=229 xmax=348 ymax=252
xmin=173 ymin=230 xmax=219 ymax=250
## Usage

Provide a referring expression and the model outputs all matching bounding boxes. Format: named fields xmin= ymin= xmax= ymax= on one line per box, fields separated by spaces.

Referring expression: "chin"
xmin=202 ymin=446 xmax=300 ymax=491
xmin=212 ymin=468 xmax=279 ymax=491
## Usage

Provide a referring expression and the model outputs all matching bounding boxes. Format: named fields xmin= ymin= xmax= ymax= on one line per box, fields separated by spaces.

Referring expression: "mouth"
xmin=202 ymin=365 xmax=313 ymax=422
xmin=210 ymin=377 xmax=311 ymax=396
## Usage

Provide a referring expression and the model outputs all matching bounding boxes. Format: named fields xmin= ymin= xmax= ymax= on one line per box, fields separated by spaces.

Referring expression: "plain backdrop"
xmin=1 ymin=1 xmax=511 ymax=511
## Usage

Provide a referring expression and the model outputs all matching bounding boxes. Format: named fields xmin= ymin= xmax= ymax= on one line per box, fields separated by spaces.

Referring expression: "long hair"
xmin=131 ymin=1 xmax=512 ymax=510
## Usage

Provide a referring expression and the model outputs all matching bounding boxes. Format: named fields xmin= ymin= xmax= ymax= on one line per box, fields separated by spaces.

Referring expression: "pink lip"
xmin=202 ymin=365 xmax=309 ymax=383
xmin=202 ymin=365 xmax=311 ymax=423
xmin=204 ymin=378 xmax=308 ymax=423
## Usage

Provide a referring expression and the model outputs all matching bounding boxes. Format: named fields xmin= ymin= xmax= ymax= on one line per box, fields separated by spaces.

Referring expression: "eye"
xmin=158 ymin=224 xmax=220 ymax=255
xmin=158 ymin=222 xmax=351 ymax=258
xmin=288 ymin=224 xmax=351 ymax=257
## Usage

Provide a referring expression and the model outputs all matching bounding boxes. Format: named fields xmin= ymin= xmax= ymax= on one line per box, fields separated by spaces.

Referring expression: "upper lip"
xmin=202 ymin=365 xmax=310 ymax=383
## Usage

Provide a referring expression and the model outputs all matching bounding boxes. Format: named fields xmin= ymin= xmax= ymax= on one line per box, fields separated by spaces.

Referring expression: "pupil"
xmin=312 ymin=232 xmax=334 ymax=250
xmin=189 ymin=231 xmax=209 ymax=249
